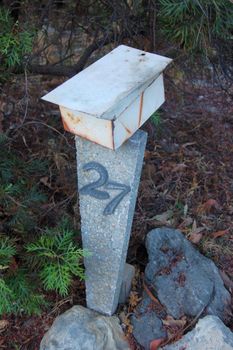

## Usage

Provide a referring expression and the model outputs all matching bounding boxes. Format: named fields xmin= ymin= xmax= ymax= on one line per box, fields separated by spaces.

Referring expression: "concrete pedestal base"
xmin=119 ymin=263 xmax=135 ymax=304
xmin=76 ymin=130 xmax=147 ymax=315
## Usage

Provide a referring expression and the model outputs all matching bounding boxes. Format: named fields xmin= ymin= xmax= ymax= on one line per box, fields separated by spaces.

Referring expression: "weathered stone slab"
xmin=162 ymin=315 xmax=233 ymax=350
xmin=145 ymin=227 xmax=231 ymax=320
xmin=76 ymin=130 xmax=147 ymax=315
xmin=40 ymin=305 xmax=130 ymax=350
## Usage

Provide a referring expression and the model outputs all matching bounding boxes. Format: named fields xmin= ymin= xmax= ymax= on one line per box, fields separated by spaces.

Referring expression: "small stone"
xmin=0 ymin=319 xmax=9 ymax=332
xmin=145 ymin=227 xmax=231 ymax=320
xmin=40 ymin=305 xmax=130 ymax=350
xmin=119 ymin=263 xmax=135 ymax=304
xmin=0 ymin=101 xmax=14 ymax=117
xmin=131 ymin=293 xmax=167 ymax=350
xmin=162 ymin=315 xmax=233 ymax=350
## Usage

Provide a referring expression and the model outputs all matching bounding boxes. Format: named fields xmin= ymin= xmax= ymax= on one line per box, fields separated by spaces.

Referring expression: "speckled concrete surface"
xmin=76 ymin=130 xmax=147 ymax=315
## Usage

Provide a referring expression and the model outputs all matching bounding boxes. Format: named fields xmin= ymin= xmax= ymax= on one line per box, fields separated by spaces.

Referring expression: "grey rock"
xmin=162 ymin=315 xmax=233 ymax=350
xmin=131 ymin=292 xmax=167 ymax=350
xmin=145 ymin=228 xmax=231 ymax=320
xmin=40 ymin=305 xmax=130 ymax=350
xmin=76 ymin=130 xmax=147 ymax=315
xmin=119 ymin=263 xmax=135 ymax=304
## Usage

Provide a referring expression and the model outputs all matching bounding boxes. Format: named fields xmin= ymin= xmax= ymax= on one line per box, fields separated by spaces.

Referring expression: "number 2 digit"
xmin=79 ymin=162 xmax=110 ymax=200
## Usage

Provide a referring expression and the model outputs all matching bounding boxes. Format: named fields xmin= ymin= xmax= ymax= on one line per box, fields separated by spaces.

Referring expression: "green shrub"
xmin=150 ymin=111 xmax=161 ymax=127
xmin=0 ymin=224 xmax=87 ymax=315
xmin=26 ymin=224 xmax=87 ymax=296
xmin=0 ymin=6 xmax=34 ymax=69
xmin=0 ymin=236 xmax=46 ymax=315
xmin=158 ymin=0 xmax=233 ymax=53
xmin=0 ymin=137 xmax=47 ymax=234
xmin=0 ymin=136 xmax=87 ymax=315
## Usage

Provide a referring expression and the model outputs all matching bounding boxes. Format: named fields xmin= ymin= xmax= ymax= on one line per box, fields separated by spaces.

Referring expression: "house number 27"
xmin=79 ymin=161 xmax=131 ymax=215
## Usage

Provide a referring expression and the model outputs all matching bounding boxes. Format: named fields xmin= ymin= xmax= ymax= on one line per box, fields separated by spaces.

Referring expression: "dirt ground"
xmin=0 ymin=61 xmax=233 ymax=349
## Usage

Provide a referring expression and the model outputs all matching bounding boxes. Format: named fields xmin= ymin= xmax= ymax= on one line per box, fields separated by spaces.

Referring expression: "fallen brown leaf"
xmin=189 ymin=232 xmax=203 ymax=244
xmin=171 ymin=163 xmax=187 ymax=172
xmin=0 ymin=338 xmax=6 ymax=347
xmin=178 ymin=217 xmax=193 ymax=229
xmin=54 ymin=152 xmax=69 ymax=170
xmin=219 ymin=270 xmax=233 ymax=293
xmin=127 ymin=334 xmax=139 ymax=350
xmin=0 ymin=320 xmax=9 ymax=333
xmin=163 ymin=315 xmax=187 ymax=328
xmin=188 ymin=220 xmax=205 ymax=244
xmin=128 ymin=291 xmax=141 ymax=309
xmin=211 ymin=229 xmax=229 ymax=239
xmin=144 ymin=150 xmax=152 ymax=159
xmin=150 ymin=338 xmax=164 ymax=350
xmin=198 ymin=199 xmax=221 ymax=214
xmin=40 ymin=176 xmax=53 ymax=189
xmin=181 ymin=142 xmax=197 ymax=148
xmin=119 ymin=313 xmax=132 ymax=328
xmin=148 ymin=210 xmax=174 ymax=226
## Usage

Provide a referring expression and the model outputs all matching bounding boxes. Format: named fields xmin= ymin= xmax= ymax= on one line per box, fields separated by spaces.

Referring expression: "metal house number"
xmin=80 ymin=162 xmax=131 ymax=215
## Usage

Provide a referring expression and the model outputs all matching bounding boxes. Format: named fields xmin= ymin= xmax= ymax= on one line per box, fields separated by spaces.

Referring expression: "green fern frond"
xmin=26 ymin=228 xmax=86 ymax=296
xmin=0 ymin=145 xmax=47 ymax=234
xmin=0 ymin=236 xmax=16 ymax=267
xmin=6 ymin=271 xmax=47 ymax=315
xmin=24 ymin=159 xmax=48 ymax=175
xmin=8 ymin=207 xmax=35 ymax=233
xmin=0 ymin=270 xmax=46 ymax=316
xmin=40 ymin=264 xmax=72 ymax=296
xmin=0 ymin=236 xmax=46 ymax=316
xmin=22 ymin=186 xmax=47 ymax=206
xmin=0 ymin=278 xmax=15 ymax=315
xmin=0 ymin=133 xmax=8 ymax=145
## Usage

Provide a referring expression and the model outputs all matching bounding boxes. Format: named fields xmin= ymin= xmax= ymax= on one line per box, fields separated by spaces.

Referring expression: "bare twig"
xmin=11 ymin=120 xmax=75 ymax=149
xmin=21 ymin=65 xmax=29 ymax=125
xmin=28 ymin=33 xmax=116 ymax=77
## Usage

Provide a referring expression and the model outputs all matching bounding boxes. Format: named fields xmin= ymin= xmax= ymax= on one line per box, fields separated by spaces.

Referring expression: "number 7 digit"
xmin=103 ymin=181 xmax=131 ymax=215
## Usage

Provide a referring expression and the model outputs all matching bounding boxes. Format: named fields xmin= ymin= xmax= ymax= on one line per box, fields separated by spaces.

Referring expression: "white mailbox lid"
xmin=42 ymin=45 xmax=171 ymax=121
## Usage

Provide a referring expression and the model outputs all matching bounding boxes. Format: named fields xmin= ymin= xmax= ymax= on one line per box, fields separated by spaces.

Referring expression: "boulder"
xmin=40 ymin=305 xmax=130 ymax=350
xmin=145 ymin=228 xmax=231 ymax=320
xmin=162 ymin=315 xmax=233 ymax=350
xmin=131 ymin=292 xmax=167 ymax=350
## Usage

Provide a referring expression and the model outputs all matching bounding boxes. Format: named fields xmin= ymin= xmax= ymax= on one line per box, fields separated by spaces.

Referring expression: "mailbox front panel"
xmin=60 ymin=106 xmax=114 ymax=149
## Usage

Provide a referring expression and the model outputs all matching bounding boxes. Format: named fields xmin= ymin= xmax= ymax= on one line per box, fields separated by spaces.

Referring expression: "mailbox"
xmin=42 ymin=45 xmax=172 ymax=315
xmin=42 ymin=45 xmax=171 ymax=150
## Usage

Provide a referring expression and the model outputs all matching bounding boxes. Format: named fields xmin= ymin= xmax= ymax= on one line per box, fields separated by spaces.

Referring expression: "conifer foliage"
xmin=26 ymin=224 xmax=87 ymax=296
xmin=158 ymin=0 xmax=233 ymax=53
xmin=0 ymin=136 xmax=86 ymax=316
xmin=0 ymin=137 xmax=47 ymax=234
xmin=0 ymin=236 xmax=47 ymax=315
xmin=0 ymin=7 xmax=34 ymax=69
